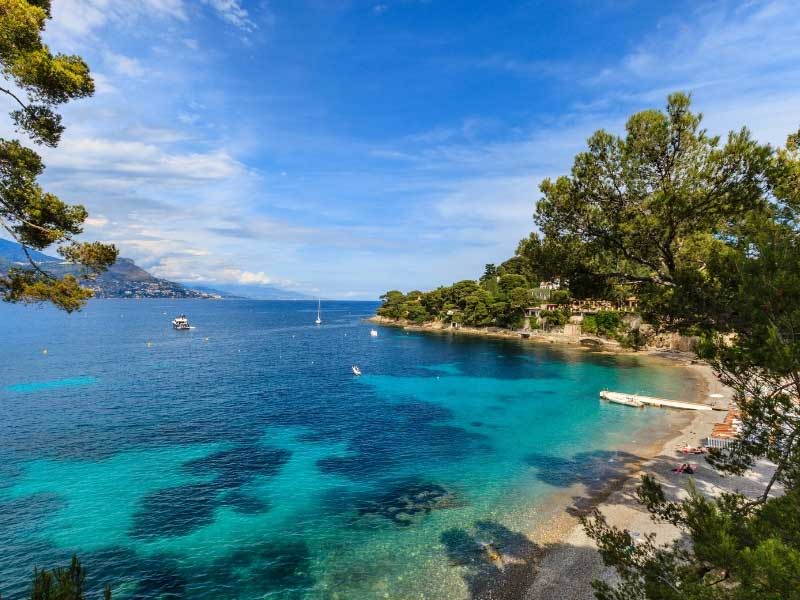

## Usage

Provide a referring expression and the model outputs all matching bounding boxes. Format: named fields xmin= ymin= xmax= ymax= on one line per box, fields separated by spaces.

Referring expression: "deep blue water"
xmin=0 ymin=300 xmax=695 ymax=599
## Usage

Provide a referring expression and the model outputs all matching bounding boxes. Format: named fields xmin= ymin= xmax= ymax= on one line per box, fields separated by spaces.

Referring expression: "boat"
xmin=352 ymin=365 xmax=362 ymax=376
xmin=370 ymin=329 xmax=378 ymax=337
xmin=172 ymin=315 xmax=190 ymax=330
xmin=315 ymin=298 xmax=322 ymax=325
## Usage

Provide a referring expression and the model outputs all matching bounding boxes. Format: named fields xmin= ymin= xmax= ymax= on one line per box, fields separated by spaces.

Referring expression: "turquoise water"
xmin=0 ymin=300 xmax=695 ymax=599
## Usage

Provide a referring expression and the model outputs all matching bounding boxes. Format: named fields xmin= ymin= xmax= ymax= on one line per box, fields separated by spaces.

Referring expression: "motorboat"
xmin=352 ymin=365 xmax=362 ymax=376
xmin=172 ymin=315 xmax=190 ymax=330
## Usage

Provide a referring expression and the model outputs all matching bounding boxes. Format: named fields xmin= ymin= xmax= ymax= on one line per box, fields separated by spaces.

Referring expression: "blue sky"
xmin=10 ymin=0 xmax=800 ymax=298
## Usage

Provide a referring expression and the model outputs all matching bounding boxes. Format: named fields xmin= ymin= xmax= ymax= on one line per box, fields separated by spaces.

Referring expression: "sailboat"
xmin=315 ymin=298 xmax=322 ymax=325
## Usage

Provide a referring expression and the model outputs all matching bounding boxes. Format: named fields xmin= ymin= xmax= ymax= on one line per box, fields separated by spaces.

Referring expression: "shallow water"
xmin=0 ymin=300 xmax=694 ymax=599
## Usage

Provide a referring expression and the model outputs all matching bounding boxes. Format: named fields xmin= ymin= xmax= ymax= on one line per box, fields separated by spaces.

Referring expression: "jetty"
xmin=600 ymin=390 xmax=714 ymax=411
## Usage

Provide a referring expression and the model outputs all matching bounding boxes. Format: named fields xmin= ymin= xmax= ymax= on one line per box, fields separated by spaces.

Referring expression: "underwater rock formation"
xmin=357 ymin=482 xmax=460 ymax=526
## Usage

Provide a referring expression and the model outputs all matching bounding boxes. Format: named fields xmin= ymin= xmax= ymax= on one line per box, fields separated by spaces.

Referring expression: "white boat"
xmin=315 ymin=298 xmax=322 ymax=325
xmin=352 ymin=365 xmax=362 ymax=376
xmin=370 ymin=329 xmax=378 ymax=337
xmin=172 ymin=314 xmax=190 ymax=330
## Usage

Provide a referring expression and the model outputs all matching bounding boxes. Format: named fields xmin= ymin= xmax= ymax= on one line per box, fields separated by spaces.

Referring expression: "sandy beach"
xmin=368 ymin=317 xmax=773 ymax=600
xmin=524 ymin=361 xmax=781 ymax=600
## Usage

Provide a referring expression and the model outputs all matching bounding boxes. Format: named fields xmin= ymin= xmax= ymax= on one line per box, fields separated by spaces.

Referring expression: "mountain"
xmin=0 ymin=238 xmax=59 ymax=263
xmin=182 ymin=282 xmax=312 ymax=300
xmin=0 ymin=240 xmax=218 ymax=299
xmin=0 ymin=239 xmax=310 ymax=300
xmin=181 ymin=284 xmax=249 ymax=299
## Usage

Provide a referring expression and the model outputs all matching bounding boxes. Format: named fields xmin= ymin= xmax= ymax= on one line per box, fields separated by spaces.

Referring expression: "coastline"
xmin=368 ymin=316 xmax=739 ymax=599
xmin=523 ymin=361 xmax=731 ymax=599
xmin=369 ymin=315 xmax=638 ymax=353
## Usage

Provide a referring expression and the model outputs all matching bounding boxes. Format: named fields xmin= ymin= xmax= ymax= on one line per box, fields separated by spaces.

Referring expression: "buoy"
xmin=204 ymin=337 xmax=209 ymax=342
xmin=42 ymin=348 xmax=48 ymax=355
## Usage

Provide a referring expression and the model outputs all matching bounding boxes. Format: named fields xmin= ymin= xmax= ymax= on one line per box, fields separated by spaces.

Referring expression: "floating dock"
xmin=600 ymin=390 xmax=713 ymax=411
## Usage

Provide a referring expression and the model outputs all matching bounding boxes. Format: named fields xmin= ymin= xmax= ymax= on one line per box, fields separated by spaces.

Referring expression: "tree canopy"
xmin=377 ymin=276 xmax=536 ymax=329
xmin=0 ymin=0 xmax=117 ymax=311
xmin=533 ymin=95 xmax=800 ymax=599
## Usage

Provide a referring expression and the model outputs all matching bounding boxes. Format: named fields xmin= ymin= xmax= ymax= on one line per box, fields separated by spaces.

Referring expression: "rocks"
xmin=357 ymin=482 xmax=460 ymax=526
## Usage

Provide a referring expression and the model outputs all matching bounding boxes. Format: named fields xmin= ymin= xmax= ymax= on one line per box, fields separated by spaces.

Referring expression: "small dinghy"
xmin=352 ymin=365 xmax=362 ymax=376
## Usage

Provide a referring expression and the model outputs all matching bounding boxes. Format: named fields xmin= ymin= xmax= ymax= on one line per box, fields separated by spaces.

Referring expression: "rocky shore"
xmin=367 ymin=315 xmax=698 ymax=354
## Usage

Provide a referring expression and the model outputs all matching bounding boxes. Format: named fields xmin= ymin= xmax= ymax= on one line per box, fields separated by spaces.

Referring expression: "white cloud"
xmin=90 ymin=73 xmax=118 ymax=95
xmin=202 ymin=0 xmax=256 ymax=31
xmin=44 ymin=136 xmax=244 ymax=182
xmin=581 ymin=0 xmax=800 ymax=146
xmin=177 ymin=112 xmax=200 ymax=125
xmin=46 ymin=0 xmax=261 ymax=48
xmin=84 ymin=215 xmax=110 ymax=227
xmin=104 ymin=51 xmax=147 ymax=78
xmin=47 ymin=0 xmax=186 ymax=47
xmin=235 ymin=270 xmax=272 ymax=285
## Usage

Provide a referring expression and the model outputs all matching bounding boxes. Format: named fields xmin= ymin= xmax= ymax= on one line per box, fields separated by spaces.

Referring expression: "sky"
xmin=6 ymin=0 xmax=800 ymax=298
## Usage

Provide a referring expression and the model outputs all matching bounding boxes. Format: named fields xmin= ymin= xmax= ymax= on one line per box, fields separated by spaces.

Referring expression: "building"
xmin=522 ymin=296 xmax=638 ymax=330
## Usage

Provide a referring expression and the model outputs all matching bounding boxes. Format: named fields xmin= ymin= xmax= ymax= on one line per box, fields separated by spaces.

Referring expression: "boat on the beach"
xmin=352 ymin=365 xmax=362 ymax=376
xmin=172 ymin=315 xmax=190 ymax=330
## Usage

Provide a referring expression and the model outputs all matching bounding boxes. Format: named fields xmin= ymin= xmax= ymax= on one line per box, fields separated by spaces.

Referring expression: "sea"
xmin=0 ymin=299 xmax=697 ymax=599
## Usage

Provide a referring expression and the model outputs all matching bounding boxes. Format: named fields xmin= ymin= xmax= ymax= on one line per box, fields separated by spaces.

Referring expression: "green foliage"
xmin=479 ymin=263 xmax=497 ymax=283
xmin=497 ymin=273 xmax=527 ymax=295
xmin=540 ymin=308 xmax=569 ymax=329
xmin=534 ymin=95 xmax=800 ymax=599
xmin=550 ymin=289 xmax=571 ymax=305
xmin=584 ymin=482 xmax=800 ymax=600
xmin=376 ymin=290 xmax=406 ymax=319
xmin=463 ymin=289 xmax=494 ymax=327
xmin=496 ymin=254 xmax=537 ymax=283
xmin=535 ymin=93 xmax=770 ymax=303
xmin=27 ymin=554 xmax=112 ymax=600
xmin=582 ymin=310 xmax=623 ymax=338
xmin=377 ymin=277 xmax=535 ymax=328
xmin=0 ymin=0 xmax=117 ymax=312
xmin=401 ymin=301 xmax=429 ymax=324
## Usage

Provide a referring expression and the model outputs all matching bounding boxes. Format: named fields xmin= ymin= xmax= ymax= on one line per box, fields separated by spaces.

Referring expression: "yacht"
xmin=315 ymin=298 xmax=322 ymax=325
xmin=172 ymin=315 xmax=190 ymax=330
